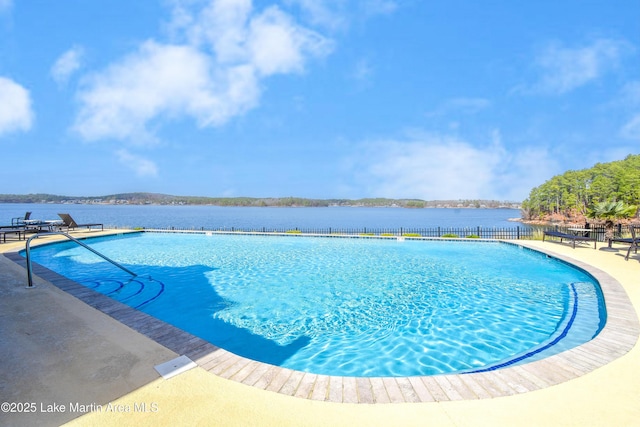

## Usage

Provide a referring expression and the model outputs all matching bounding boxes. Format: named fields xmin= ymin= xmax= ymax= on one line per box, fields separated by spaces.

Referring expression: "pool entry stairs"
xmin=24 ymin=232 xmax=166 ymax=308
xmin=80 ymin=276 xmax=165 ymax=309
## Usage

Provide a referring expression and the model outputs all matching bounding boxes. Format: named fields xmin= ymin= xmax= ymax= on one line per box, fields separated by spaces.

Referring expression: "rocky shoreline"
xmin=518 ymin=215 xmax=638 ymax=228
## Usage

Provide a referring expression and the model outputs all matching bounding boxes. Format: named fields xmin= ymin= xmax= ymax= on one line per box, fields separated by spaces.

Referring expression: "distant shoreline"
xmin=0 ymin=202 xmax=521 ymax=209
xmin=0 ymin=193 xmax=522 ymax=210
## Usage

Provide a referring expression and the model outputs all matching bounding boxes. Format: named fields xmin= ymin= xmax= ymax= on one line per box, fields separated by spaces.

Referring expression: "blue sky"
xmin=0 ymin=0 xmax=638 ymax=201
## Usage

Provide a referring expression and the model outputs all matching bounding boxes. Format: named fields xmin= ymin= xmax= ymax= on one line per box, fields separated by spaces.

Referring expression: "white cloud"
xmin=495 ymin=145 xmax=560 ymax=201
xmin=360 ymin=0 xmax=397 ymax=17
xmin=615 ymin=82 xmax=640 ymax=141
xmin=524 ymin=38 xmax=631 ymax=95
xmin=349 ymin=132 xmax=556 ymax=201
xmin=620 ymin=114 xmax=640 ymax=140
xmin=51 ymin=46 xmax=84 ymax=85
xmin=0 ymin=77 xmax=34 ymax=136
xmin=248 ymin=6 xmax=330 ymax=75
xmin=286 ymin=0 xmax=396 ymax=31
xmin=182 ymin=1 xmax=332 ymax=73
xmin=180 ymin=0 xmax=253 ymax=62
xmin=73 ymin=1 xmax=332 ymax=143
xmin=285 ymin=0 xmax=347 ymax=31
xmin=0 ymin=0 xmax=12 ymax=12
xmin=426 ymin=97 xmax=491 ymax=117
xmin=446 ymin=98 xmax=491 ymax=113
xmin=74 ymin=41 xmax=250 ymax=143
xmin=620 ymin=81 xmax=640 ymax=105
xmin=116 ymin=149 xmax=158 ymax=177
xmin=352 ymin=58 xmax=373 ymax=85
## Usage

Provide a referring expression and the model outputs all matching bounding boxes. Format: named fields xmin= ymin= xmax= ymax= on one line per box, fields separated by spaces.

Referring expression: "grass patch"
xmin=530 ymin=229 xmax=545 ymax=241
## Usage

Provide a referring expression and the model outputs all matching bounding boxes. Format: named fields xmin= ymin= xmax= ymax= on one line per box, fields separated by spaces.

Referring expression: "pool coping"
xmin=5 ymin=233 xmax=639 ymax=404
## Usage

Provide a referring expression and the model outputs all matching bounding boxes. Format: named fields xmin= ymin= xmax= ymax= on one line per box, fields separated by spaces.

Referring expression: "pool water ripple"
xmin=28 ymin=233 xmax=606 ymax=377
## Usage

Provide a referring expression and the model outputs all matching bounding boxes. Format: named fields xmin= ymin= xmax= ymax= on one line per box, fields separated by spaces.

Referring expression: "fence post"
xmin=517 ymin=226 xmax=520 ymax=239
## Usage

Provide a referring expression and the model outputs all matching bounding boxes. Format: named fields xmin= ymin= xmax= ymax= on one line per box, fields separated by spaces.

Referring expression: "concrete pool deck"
xmin=1 ymin=230 xmax=639 ymax=426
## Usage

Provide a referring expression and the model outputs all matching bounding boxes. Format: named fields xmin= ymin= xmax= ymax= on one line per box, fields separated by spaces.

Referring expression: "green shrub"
xmin=402 ymin=233 xmax=422 ymax=237
xmin=359 ymin=233 xmax=375 ymax=236
xmin=441 ymin=233 xmax=459 ymax=238
xmin=285 ymin=229 xmax=302 ymax=234
xmin=465 ymin=234 xmax=480 ymax=238
xmin=381 ymin=233 xmax=395 ymax=237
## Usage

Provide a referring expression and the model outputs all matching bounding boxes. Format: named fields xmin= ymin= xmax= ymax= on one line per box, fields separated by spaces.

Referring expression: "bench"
xmin=542 ymin=230 xmax=597 ymax=249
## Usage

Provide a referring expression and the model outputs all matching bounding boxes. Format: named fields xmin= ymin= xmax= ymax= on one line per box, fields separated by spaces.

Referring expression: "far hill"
xmin=0 ymin=193 xmax=520 ymax=209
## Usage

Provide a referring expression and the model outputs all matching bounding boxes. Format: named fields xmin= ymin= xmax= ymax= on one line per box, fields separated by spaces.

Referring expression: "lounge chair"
xmin=0 ymin=225 xmax=25 ymax=242
xmin=608 ymin=236 xmax=634 ymax=247
xmin=624 ymin=226 xmax=639 ymax=261
xmin=11 ymin=212 xmax=31 ymax=226
xmin=11 ymin=212 xmax=58 ymax=232
xmin=609 ymin=228 xmax=636 ymax=247
xmin=542 ymin=229 xmax=596 ymax=249
xmin=57 ymin=213 xmax=104 ymax=231
xmin=1 ymin=213 xmax=29 ymax=241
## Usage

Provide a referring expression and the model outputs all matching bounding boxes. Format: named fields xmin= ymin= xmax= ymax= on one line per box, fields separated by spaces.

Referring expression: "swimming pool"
xmin=27 ymin=232 xmax=606 ymax=377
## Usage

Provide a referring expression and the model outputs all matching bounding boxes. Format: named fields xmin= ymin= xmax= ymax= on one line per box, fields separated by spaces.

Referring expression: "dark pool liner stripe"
xmin=467 ymin=282 xmax=579 ymax=374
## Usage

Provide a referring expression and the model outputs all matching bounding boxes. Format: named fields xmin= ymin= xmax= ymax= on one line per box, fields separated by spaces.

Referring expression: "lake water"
xmin=0 ymin=203 xmax=526 ymax=230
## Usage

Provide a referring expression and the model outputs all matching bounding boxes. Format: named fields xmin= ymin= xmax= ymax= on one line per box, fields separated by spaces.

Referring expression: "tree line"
xmin=0 ymin=193 xmax=517 ymax=209
xmin=521 ymin=154 xmax=640 ymax=220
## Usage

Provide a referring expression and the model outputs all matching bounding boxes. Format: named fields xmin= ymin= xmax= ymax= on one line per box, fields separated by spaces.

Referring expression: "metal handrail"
xmin=25 ymin=232 xmax=136 ymax=288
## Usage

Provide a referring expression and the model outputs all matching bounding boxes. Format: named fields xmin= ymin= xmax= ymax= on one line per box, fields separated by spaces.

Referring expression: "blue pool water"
xmin=27 ymin=232 xmax=605 ymax=377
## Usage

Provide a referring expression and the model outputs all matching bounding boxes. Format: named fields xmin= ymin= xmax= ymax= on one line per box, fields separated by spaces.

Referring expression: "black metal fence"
xmin=145 ymin=226 xmax=536 ymax=239
xmin=141 ymin=223 xmax=637 ymax=241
